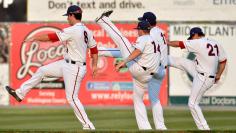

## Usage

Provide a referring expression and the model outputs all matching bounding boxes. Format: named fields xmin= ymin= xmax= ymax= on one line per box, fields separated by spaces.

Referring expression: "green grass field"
xmin=0 ymin=106 xmax=235 ymax=132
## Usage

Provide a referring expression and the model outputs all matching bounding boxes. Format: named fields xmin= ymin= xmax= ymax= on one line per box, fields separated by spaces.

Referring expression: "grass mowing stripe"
xmin=0 ymin=107 xmax=235 ymax=131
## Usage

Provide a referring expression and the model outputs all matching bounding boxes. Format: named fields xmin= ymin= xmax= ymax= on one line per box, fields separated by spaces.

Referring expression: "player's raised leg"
xmin=98 ymin=47 xmax=122 ymax=58
xmin=6 ymin=60 xmax=64 ymax=101
xmin=96 ymin=11 xmax=134 ymax=59
xmin=168 ymin=55 xmax=197 ymax=77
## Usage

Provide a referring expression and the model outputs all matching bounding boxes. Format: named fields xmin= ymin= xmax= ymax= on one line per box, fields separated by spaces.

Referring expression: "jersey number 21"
xmin=207 ymin=43 xmax=219 ymax=56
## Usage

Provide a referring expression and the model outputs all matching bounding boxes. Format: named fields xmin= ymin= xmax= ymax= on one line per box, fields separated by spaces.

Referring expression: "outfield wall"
xmin=1 ymin=21 xmax=235 ymax=107
xmin=27 ymin=0 xmax=236 ymax=22
xmin=8 ymin=22 xmax=168 ymax=106
xmin=169 ymin=23 xmax=236 ymax=106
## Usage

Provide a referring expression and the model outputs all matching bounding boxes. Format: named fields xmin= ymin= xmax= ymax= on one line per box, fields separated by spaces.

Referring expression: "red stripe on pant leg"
xmin=72 ymin=66 xmax=91 ymax=129
xmin=192 ymin=77 xmax=207 ymax=129
xmin=101 ymin=18 xmax=132 ymax=54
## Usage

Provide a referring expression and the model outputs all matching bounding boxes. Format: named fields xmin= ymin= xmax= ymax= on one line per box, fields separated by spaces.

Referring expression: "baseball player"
xmin=168 ymin=27 xmax=227 ymax=130
xmin=96 ymin=11 xmax=166 ymax=130
xmin=5 ymin=5 xmax=98 ymax=130
xmin=137 ymin=12 xmax=167 ymax=130
xmin=97 ymin=12 xmax=167 ymax=130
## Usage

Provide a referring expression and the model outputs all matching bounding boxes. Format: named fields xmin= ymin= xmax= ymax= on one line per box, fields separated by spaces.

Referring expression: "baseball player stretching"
xmin=97 ymin=12 xmax=167 ymax=130
xmin=96 ymin=11 xmax=166 ymax=130
xmin=5 ymin=5 xmax=98 ymax=130
xmin=168 ymin=27 xmax=227 ymax=130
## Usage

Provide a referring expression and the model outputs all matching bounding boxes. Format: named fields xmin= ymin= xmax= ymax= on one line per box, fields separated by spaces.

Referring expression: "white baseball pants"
xmin=15 ymin=59 xmax=95 ymax=130
xmin=168 ymin=55 xmax=213 ymax=130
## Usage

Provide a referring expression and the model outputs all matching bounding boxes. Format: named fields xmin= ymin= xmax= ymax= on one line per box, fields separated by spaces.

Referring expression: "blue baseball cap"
xmin=188 ymin=27 xmax=205 ymax=40
xmin=63 ymin=5 xmax=82 ymax=16
xmin=138 ymin=12 xmax=156 ymax=26
xmin=134 ymin=21 xmax=151 ymax=30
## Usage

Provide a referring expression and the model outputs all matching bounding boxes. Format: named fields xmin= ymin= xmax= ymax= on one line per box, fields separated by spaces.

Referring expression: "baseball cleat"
xmin=95 ymin=10 xmax=113 ymax=22
xmin=5 ymin=86 xmax=22 ymax=102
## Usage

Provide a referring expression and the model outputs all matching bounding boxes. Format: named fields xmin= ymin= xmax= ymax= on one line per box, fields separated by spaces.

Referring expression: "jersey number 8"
xmin=84 ymin=31 xmax=88 ymax=44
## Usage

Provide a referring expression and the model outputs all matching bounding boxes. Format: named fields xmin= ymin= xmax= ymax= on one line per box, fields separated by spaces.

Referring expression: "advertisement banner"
xmin=10 ymin=23 xmax=68 ymax=105
xmin=28 ymin=0 xmax=236 ymax=22
xmin=169 ymin=24 xmax=236 ymax=106
xmin=0 ymin=0 xmax=26 ymax=22
xmin=10 ymin=23 xmax=168 ymax=106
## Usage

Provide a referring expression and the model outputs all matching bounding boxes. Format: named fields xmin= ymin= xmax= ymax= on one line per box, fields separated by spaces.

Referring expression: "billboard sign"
xmin=10 ymin=23 xmax=169 ymax=106
xmin=28 ymin=0 xmax=236 ymax=22
xmin=169 ymin=23 xmax=236 ymax=106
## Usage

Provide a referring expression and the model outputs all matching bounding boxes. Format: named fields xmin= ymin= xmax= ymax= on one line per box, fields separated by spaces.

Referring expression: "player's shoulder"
xmin=206 ymin=38 xmax=219 ymax=44
xmin=150 ymin=27 xmax=165 ymax=41
xmin=65 ymin=23 xmax=92 ymax=35
xmin=76 ymin=23 xmax=93 ymax=34
xmin=186 ymin=37 xmax=204 ymax=43
xmin=62 ymin=26 xmax=73 ymax=33
xmin=63 ymin=25 xmax=78 ymax=34
xmin=151 ymin=26 xmax=164 ymax=33
xmin=137 ymin=35 xmax=152 ymax=42
xmin=64 ymin=23 xmax=86 ymax=31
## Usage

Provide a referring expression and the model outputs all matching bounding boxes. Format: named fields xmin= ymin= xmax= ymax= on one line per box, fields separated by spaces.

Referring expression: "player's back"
xmin=134 ymin=35 xmax=161 ymax=72
xmin=59 ymin=23 xmax=96 ymax=62
xmin=187 ymin=38 xmax=226 ymax=75
xmin=150 ymin=26 xmax=167 ymax=67
xmin=150 ymin=27 xmax=166 ymax=46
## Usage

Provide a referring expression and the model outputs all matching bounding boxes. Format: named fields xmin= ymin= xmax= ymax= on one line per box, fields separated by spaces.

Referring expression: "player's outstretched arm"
xmin=115 ymin=48 xmax=141 ymax=71
xmin=98 ymin=47 xmax=122 ymax=58
xmin=167 ymin=41 xmax=183 ymax=48
xmin=215 ymin=59 xmax=227 ymax=83
xmin=24 ymin=33 xmax=59 ymax=43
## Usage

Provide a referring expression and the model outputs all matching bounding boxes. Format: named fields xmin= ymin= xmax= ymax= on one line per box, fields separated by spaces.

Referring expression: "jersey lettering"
xmin=214 ymin=45 xmax=219 ymax=56
xmin=207 ymin=43 xmax=218 ymax=56
xmin=152 ymin=41 xmax=157 ymax=53
xmin=84 ymin=31 xmax=88 ymax=44
xmin=161 ymin=33 xmax=166 ymax=44
xmin=152 ymin=41 xmax=160 ymax=53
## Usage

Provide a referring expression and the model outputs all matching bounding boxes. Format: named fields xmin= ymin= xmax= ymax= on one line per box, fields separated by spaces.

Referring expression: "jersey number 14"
xmin=152 ymin=41 xmax=160 ymax=53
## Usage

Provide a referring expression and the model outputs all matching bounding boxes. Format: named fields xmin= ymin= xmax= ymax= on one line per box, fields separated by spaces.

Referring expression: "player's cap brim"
xmin=134 ymin=27 xmax=150 ymax=30
xmin=62 ymin=13 xmax=68 ymax=16
xmin=187 ymin=33 xmax=205 ymax=40
xmin=138 ymin=17 xmax=144 ymax=21
xmin=187 ymin=36 xmax=192 ymax=40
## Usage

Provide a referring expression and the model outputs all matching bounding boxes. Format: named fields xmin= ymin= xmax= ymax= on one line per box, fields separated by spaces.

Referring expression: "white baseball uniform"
xmin=96 ymin=16 xmax=166 ymax=130
xmin=170 ymin=37 xmax=227 ymax=130
xmin=98 ymin=26 xmax=167 ymax=130
xmin=148 ymin=26 xmax=167 ymax=130
xmin=168 ymin=55 xmax=196 ymax=77
xmin=15 ymin=23 xmax=96 ymax=130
